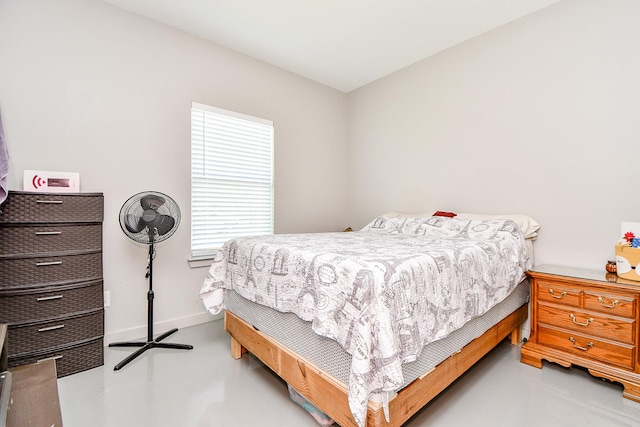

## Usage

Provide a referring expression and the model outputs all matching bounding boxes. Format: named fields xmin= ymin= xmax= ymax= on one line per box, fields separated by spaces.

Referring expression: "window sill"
xmin=187 ymin=256 xmax=214 ymax=269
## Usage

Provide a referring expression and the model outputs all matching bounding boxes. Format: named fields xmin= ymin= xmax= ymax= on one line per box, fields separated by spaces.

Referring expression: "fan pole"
xmin=109 ymin=240 xmax=193 ymax=371
xmin=147 ymin=242 xmax=155 ymax=342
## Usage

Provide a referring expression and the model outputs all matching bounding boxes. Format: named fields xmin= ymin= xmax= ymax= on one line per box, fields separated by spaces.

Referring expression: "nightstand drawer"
xmin=538 ymin=325 xmax=634 ymax=370
xmin=0 ymin=252 xmax=102 ymax=289
xmin=537 ymin=281 xmax=581 ymax=307
xmin=584 ymin=291 xmax=636 ymax=318
xmin=8 ymin=310 xmax=103 ymax=356
xmin=0 ymin=224 xmax=102 ymax=257
xmin=537 ymin=304 xmax=634 ymax=344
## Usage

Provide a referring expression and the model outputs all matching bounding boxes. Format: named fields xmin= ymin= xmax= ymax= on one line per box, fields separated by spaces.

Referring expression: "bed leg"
xmin=230 ymin=335 xmax=246 ymax=359
xmin=509 ymin=327 xmax=522 ymax=345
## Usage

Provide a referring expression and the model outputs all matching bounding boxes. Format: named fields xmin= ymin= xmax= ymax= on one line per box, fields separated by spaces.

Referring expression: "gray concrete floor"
xmin=57 ymin=320 xmax=640 ymax=426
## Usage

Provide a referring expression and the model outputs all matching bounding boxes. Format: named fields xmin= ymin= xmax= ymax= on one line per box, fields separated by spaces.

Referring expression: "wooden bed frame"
xmin=224 ymin=303 xmax=528 ymax=427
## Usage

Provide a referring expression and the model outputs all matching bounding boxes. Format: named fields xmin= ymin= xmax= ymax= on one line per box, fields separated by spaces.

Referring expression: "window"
xmin=190 ymin=102 xmax=274 ymax=258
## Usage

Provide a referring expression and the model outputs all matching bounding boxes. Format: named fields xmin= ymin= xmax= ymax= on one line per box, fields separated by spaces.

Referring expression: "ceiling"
xmin=100 ymin=0 xmax=561 ymax=93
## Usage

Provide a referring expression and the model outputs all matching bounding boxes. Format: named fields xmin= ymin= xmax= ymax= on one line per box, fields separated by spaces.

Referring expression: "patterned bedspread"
xmin=200 ymin=215 xmax=529 ymax=426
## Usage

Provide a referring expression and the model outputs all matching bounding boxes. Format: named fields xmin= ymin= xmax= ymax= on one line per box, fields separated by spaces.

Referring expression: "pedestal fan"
xmin=109 ymin=191 xmax=193 ymax=371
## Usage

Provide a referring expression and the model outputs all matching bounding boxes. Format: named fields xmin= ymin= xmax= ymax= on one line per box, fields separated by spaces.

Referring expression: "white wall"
xmin=0 ymin=0 xmax=348 ymax=342
xmin=347 ymin=0 xmax=640 ymax=271
xmin=3 ymin=0 xmax=639 ymax=343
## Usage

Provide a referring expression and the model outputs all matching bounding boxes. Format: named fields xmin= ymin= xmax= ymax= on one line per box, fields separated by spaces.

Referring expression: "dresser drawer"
xmin=9 ymin=337 xmax=104 ymax=377
xmin=0 ymin=192 xmax=103 ymax=224
xmin=537 ymin=281 xmax=582 ymax=307
xmin=537 ymin=304 xmax=634 ymax=344
xmin=0 ymin=252 xmax=102 ymax=289
xmin=584 ymin=291 xmax=636 ymax=318
xmin=0 ymin=223 xmax=102 ymax=257
xmin=538 ymin=325 xmax=634 ymax=370
xmin=0 ymin=280 xmax=103 ymax=324
xmin=8 ymin=310 xmax=103 ymax=356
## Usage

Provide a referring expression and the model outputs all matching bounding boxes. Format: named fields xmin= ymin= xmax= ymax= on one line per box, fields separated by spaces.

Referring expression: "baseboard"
xmin=104 ymin=311 xmax=222 ymax=345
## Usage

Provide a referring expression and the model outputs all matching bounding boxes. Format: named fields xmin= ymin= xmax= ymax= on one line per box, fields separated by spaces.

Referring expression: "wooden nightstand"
xmin=521 ymin=265 xmax=640 ymax=401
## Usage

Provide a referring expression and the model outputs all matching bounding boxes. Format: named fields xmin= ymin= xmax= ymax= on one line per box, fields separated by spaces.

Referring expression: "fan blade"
xmin=124 ymin=214 xmax=146 ymax=233
xmin=148 ymin=214 xmax=175 ymax=236
xmin=140 ymin=194 xmax=166 ymax=211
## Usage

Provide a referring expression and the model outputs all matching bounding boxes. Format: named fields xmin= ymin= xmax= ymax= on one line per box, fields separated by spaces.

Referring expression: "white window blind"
xmin=191 ymin=102 xmax=274 ymax=258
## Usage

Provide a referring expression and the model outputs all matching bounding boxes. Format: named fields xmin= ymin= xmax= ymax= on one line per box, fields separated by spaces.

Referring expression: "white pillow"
xmin=456 ymin=212 xmax=540 ymax=240
xmin=383 ymin=211 xmax=435 ymax=219
xmin=382 ymin=211 xmax=540 ymax=240
xmin=377 ymin=211 xmax=539 ymax=270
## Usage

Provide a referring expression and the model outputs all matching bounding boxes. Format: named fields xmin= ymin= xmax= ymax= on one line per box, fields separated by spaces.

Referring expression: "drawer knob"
xmin=35 ymin=261 xmax=63 ymax=267
xmin=36 ymin=295 xmax=63 ymax=302
xmin=569 ymin=314 xmax=594 ymax=327
xmin=569 ymin=337 xmax=594 ymax=351
xmin=36 ymin=200 xmax=63 ymax=204
xmin=38 ymin=324 xmax=65 ymax=332
xmin=597 ymin=297 xmax=619 ymax=309
xmin=35 ymin=231 xmax=62 ymax=236
xmin=548 ymin=289 xmax=567 ymax=299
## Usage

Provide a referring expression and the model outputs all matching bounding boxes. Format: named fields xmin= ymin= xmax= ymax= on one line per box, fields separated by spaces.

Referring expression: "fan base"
xmin=109 ymin=328 xmax=193 ymax=371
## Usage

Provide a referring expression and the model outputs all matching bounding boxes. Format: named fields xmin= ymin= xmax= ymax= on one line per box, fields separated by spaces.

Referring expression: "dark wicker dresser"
xmin=0 ymin=191 xmax=104 ymax=377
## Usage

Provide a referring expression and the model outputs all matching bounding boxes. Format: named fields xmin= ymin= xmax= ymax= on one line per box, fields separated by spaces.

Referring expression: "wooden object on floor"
xmin=6 ymin=359 xmax=62 ymax=427
xmin=521 ymin=265 xmax=640 ymax=402
xmin=225 ymin=304 xmax=528 ymax=427
xmin=0 ymin=191 xmax=105 ymax=377
xmin=0 ymin=324 xmax=7 ymax=372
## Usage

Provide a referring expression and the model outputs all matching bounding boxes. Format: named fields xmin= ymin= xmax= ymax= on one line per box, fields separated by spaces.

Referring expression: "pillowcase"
xmin=384 ymin=210 xmax=458 ymax=218
xmin=456 ymin=212 xmax=540 ymax=240
xmin=383 ymin=211 xmax=435 ymax=219
xmin=369 ymin=211 xmax=539 ymax=270
xmin=381 ymin=211 xmax=540 ymax=240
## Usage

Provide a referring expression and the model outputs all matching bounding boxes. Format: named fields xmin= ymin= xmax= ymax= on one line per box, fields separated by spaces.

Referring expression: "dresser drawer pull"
xmin=548 ymin=289 xmax=567 ymax=299
xmin=569 ymin=337 xmax=594 ymax=351
xmin=36 ymin=261 xmax=63 ymax=266
xmin=37 ymin=355 xmax=63 ymax=363
xmin=597 ymin=297 xmax=619 ymax=309
xmin=35 ymin=231 xmax=62 ymax=235
xmin=36 ymin=295 xmax=63 ymax=302
xmin=38 ymin=324 xmax=65 ymax=332
xmin=36 ymin=200 xmax=63 ymax=204
xmin=569 ymin=314 xmax=594 ymax=327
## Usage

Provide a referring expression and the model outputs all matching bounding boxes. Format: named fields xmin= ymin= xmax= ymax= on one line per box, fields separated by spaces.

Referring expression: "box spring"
xmin=225 ymin=279 xmax=529 ymax=392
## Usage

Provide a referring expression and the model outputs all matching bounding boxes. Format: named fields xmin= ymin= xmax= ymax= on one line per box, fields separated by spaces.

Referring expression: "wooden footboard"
xmin=224 ymin=304 xmax=528 ymax=427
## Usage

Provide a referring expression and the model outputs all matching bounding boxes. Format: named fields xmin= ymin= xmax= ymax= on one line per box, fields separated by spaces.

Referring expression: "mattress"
xmin=224 ymin=278 xmax=529 ymax=391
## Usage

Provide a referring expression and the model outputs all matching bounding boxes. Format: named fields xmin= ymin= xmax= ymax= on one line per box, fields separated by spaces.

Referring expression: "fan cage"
xmin=119 ymin=191 xmax=181 ymax=244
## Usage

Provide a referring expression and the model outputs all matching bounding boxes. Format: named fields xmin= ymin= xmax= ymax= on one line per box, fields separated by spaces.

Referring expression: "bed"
xmin=200 ymin=212 xmax=539 ymax=427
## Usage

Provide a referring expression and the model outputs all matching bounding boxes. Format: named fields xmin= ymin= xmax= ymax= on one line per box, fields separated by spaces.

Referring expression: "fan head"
xmin=119 ymin=191 xmax=180 ymax=244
